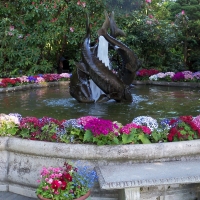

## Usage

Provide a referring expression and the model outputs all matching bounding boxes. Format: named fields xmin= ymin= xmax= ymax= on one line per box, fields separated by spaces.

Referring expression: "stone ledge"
xmin=133 ymin=80 xmax=200 ymax=87
xmin=5 ymin=137 xmax=200 ymax=161
xmin=0 ymin=81 xmax=69 ymax=93
xmin=96 ymin=160 xmax=200 ymax=190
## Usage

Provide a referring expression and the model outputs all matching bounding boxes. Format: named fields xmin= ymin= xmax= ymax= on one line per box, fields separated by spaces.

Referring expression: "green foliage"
xmin=83 ymin=130 xmax=120 ymax=145
xmin=117 ymin=11 xmax=182 ymax=71
xmin=150 ymin=129 xmax=168 ymax=143
xmin=0 ymin=0 xmax=106 ymax=76
xmin=121 ymin=129 xmax=151 ymax=144
xmin=0 ymin=120 xmax=18 ymax=136
xmin=168 ymin=0 xmax=200 ymax=70
xmin=60 ymin=127 xmax=85 ymax=143
xmin=1 ymin=0 xmax=200 ymax=75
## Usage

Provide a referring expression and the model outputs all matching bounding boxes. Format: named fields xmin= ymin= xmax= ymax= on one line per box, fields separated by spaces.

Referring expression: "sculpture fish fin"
xmin=98 ymin=11 xmax=110 ymax=36
xmin=101 ymin=10 xmax=110 ymax=30
xmin=110 ymin=11 xmax=126 ymax=38
xmin=85 ymin=12 xmax=91 ymax=40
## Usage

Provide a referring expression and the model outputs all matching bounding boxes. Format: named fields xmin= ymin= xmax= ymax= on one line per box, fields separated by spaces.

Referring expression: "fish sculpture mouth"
xmin=70 ymin=11 xmax=141 ymax=103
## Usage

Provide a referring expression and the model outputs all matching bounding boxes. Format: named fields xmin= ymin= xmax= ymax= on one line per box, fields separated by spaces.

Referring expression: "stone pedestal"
xmin=119 ymin=188 xmax=140 ymax=200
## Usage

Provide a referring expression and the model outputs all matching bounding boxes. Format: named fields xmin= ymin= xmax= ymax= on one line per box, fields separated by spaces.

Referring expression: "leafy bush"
xmin=116 ymin=10 xmax=182 ymax=71
xmin=0 ymin=0 xmax=106 ymax=76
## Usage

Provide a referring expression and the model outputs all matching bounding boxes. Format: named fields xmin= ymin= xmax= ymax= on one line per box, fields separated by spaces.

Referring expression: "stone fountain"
xmin=70 ymin=11 xmax=140 ymax=103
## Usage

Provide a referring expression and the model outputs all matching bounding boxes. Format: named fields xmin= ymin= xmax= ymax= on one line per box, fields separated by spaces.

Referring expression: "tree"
xmin=0 ymin=0 xmax=106 ymax=76
xmin=168 ymin=0 xmax=200 ymax=70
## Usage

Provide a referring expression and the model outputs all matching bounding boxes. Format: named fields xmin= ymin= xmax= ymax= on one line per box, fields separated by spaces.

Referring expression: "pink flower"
xmin=47 ymin=178 xmax=53 ymax=184
xmin=81 ymin=2 xmax=86 ymax=7
xmin=181 ymin=10 xmax=185 ymax=15
xmin=60 ymin=73 xmax=70 ymax=79
xmin=77 ymin=116 xmax=98 ymax=126
xmin=70 ymin=27 xmax=74 ymax=32
xmin=149 ymin=14 xmax=153 ymax=19
xmin=120 ymin=123 xmax=139 ymax=134
xmin=146 ymin=0 xmax=151 ymax=3
xmin=77 ymin=1 xmax=81 ymax=5
xmin=193 ymin=115 xmax=200 ymax=129
xmin=8 ymin=32 xmax=13 ymax=36
xmin=146 ymin=20 xmax=152 ymax=25
xmin=9 ymin=26 xmax=14 ymax=31
xmin=140 ymin=126 xmax=151 ymax=135
xmin=54 ymin=190 xmax=60 ymax=195
xmin=43 ymin=186 xmax=49 ymax=190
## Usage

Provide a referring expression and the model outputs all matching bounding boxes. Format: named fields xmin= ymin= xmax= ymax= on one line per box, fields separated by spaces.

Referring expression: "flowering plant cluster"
xmin=1 ymin=113 xmax=200 ymax=144
xmin=58 ymin=119 xmax=85 ymax=144
xmin=82 ymin=117 xmax=121 ymax=145
xmin=0 ymin=78 xmax=21 ymax=88
xmin=120 ymin=122 xmax=152 ymax=144
xmin=0 ymin=73 xmax=71 ymax=88
xmin=146 ymin=70 xmax=200 ymax=82
xmin=18 ymin=116 xmax=63 ymax=142
xmin=36 ymin=162 xmax=98 ymax=200
xmin=165 ymin=115 xmax=200 ymax=142
xmin=0 ymin=113 xmax=20 ymax=136
xmin=136 ymin=69 xmax=160 ymax=80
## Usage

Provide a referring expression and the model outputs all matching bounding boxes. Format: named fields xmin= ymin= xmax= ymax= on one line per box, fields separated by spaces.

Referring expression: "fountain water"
xmin=89 ymin=35 xmax=110 ymax=101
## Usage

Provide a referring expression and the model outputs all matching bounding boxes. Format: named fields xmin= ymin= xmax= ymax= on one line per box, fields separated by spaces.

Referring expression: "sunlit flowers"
xmin=0 ymin=113 xmax=21 ymax=136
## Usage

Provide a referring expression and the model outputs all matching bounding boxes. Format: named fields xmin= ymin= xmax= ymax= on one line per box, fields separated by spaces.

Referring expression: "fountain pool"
xmin=0 ymin=84 xmax=199 ymax=124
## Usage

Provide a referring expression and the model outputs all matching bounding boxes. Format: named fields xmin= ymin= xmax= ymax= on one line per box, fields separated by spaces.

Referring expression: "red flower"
xmin=60 ymin=181 xmax=67 ymax=190
xmin=51 ymin=180 xmax=61 ymax=190
xmin=51 ymin=133 xmax=57 ymax=140
xmin=63 ymin=173 xmax=72 ymax=182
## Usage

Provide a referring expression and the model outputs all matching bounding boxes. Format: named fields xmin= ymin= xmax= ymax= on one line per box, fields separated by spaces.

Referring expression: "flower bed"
xmin=1 ymin=113 xmax=200 ymax=144
xmin=136 ymin=69 xmax=200 ymax=82
xmin=0 ymin=70 xmax=200 ymax=90
xmin=0 ymin=73 xmax=71 ymax=88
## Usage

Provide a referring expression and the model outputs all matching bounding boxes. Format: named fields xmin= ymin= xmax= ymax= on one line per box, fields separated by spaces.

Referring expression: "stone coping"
xmin=96 ymin=160 xmax=200 ymax=190
xmin=0 ymin=81 xmax=69 ymax=93
xmin=1 ymin=137 xmax=200 ymax=162
xmin=132 ymin=80 xmax=200 ymax=87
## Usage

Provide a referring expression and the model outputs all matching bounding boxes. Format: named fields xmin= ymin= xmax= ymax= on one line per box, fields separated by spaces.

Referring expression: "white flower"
xmin=132 ymin=116 xmax=158 ymax=131
xmin=149 ymin=74 xmax=158 ymax=81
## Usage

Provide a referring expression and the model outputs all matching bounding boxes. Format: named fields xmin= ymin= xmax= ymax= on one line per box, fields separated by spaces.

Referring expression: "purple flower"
xmin=83 ymin=118 xmax=119 ymax=136
xmin=172 ymin=72 xmax=185 ymax=81
xmin=193 ymin=72 xmax=200 ymax=80
xmin=28 ymin=76 xmax=37 ymax=83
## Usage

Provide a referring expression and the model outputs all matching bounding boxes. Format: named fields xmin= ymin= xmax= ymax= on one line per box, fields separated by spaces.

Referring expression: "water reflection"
xmin=0 ymin=85 xmax=199 ymax=125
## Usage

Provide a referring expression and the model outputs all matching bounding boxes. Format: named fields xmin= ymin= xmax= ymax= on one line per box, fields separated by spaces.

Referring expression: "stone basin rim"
xmin=1 ymin=137 xmax=200 ymax=162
